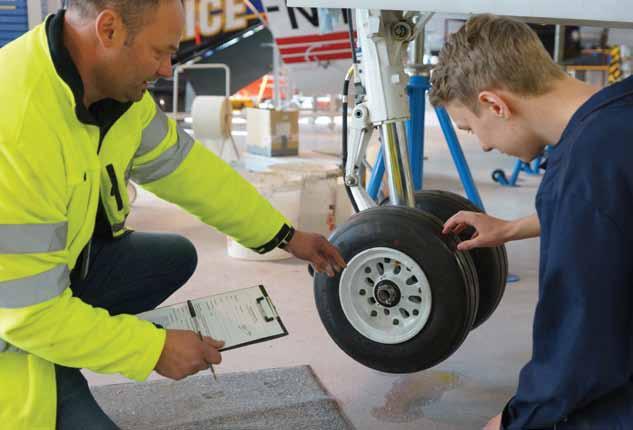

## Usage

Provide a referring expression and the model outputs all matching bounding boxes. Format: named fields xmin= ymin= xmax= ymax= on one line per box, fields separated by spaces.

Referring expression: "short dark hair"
xmin=66 ymin=0 xmax=163 ymax=39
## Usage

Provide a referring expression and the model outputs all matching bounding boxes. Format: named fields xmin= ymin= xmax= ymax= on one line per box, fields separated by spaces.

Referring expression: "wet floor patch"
xmin=371 ymin=371 xmax=463 ymax=423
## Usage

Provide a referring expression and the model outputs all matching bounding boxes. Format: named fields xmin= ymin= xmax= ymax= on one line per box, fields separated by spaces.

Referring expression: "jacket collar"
xmin=561 ymin=76 xmax=633 ymax=141
xmin=46 ymin=9 xmax=97 ymax=125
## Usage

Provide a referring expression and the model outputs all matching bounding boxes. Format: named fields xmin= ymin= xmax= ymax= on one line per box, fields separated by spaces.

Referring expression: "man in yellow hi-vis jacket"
xmin=0 ymin=1 xmax=346 ymax=428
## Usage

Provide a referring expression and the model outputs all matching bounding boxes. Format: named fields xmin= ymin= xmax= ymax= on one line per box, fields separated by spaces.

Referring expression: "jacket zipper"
xmin=106 ymin=164 xmax=124 ymax=211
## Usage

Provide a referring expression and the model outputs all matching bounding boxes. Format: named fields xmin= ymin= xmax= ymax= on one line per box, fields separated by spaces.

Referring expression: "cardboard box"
xmin=246 ymin=108 xmax=299 ymax=157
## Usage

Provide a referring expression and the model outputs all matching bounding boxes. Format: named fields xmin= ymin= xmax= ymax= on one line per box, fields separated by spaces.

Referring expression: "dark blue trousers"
xmin=55 ymin=232 xmax=198 ymax=430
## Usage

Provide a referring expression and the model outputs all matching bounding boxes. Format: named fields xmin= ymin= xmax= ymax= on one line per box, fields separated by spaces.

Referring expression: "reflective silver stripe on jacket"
xmin=0 ymin=339 xmax=23 ymax=354
xmin=0 ymin=264 xmax=69 ymax=308
xmin=137 ymin=106 xmax=170 ymax=157
xmin=131 ymin=127 xmax=195 ymax=185
xmin=0 ymin=222 xmax=67 ymax=254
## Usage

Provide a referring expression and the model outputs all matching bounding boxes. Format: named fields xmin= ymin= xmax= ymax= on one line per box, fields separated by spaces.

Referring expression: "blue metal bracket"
xmin=367 ymin=147 xmax=385 ymax=200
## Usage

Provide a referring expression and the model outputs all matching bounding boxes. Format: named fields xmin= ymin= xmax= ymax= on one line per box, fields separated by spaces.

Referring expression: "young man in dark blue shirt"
xmin=431 ymin=14 xmax=633 ymax=430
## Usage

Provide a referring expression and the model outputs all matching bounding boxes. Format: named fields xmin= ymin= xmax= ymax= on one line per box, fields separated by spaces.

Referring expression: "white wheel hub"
xmin=339 ymin=247 xmax=432 ymax=344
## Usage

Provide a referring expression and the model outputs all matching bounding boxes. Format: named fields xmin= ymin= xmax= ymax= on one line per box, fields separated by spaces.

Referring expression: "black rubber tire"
xmin=314 ymin=206 xmax=478 ymax=373
xmin=411 ymin=190 xmax=508 ymax=329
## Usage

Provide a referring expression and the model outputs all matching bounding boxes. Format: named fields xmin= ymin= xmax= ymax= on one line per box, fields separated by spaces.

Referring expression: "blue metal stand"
xmin=435 ymin=106 xmax=484 ymax=210
xmin=367 ymin=74 xmax=484 ymax=210
xmin=406 ymin=75 xmax=427 ymax=190
xmin=492 ymin=153 xmax=547 ymax=187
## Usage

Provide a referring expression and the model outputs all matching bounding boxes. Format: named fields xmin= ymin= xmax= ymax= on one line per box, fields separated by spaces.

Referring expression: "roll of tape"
xmin=191 ymin=96 xmax=232 ymax=140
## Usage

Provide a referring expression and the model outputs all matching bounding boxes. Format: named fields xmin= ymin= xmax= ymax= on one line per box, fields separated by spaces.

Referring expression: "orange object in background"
xmin=230 ymin=74 xmax=289 ymax=110
xmin=326 ymin=204 xmax=336 ymax=232
xmin=236 ymin=75 xmax=288 ymax=102
xmin=238 ymin=77 xmax=267 ymax=99
xmin=230 ymin=77 xmax=264 ymax=110
xmin=194 ymin=23 xmax=202 ymax=45
xmin=256 ymin=74 xmax=289 ymax=104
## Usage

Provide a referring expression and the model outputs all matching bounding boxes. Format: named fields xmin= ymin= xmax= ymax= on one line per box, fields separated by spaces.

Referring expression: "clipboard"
xmin=137 ymin=285 xmax=288 ymax=351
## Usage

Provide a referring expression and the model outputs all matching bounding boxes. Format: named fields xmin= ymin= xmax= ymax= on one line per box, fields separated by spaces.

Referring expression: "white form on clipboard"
xmin=137 ymin=285 xmax=288 ymax=351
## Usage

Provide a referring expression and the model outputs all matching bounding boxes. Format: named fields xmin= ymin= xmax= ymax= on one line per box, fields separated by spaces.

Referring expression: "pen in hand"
xmin=187 ymin=300 xmax=218 ymax=382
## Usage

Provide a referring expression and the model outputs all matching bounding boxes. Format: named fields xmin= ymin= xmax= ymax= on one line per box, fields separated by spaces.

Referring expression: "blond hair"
xmin=429 ymin=14 xmax=566 ymax=112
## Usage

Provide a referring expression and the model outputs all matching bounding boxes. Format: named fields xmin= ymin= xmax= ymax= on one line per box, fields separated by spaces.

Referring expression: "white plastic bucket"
xmin=268 ymin=162 xmax=342 ymax=236
xmin=227 ymin=169 xmax=302 ymax=261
